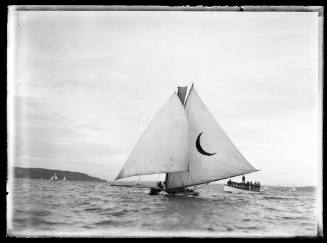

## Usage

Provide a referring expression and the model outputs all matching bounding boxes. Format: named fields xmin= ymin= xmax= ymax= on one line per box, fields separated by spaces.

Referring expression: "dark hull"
xmin=149 ymin=188 xmax=162 ymax=195
xmin=224 ymin=185 xmax=261 ymax=193
xmin=149 ymin=188 xmax=199 ymax=196
xmin=166 ymin=190 xmax=199 ymax=196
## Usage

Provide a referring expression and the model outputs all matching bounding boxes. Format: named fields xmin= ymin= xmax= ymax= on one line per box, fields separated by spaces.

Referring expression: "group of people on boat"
xmin=157 ymin=181 xmax=165 ymax=190
xmin=227 ymin=174 xmax=260 ymax=191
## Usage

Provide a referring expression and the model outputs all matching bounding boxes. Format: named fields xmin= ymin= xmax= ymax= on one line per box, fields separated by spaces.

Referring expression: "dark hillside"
xmin=14 ymin=167 xmax=107 ymax=182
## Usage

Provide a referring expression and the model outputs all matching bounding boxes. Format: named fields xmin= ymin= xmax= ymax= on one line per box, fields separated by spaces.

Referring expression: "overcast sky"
xmin=9 ymin=10 xmax=320 ymax=186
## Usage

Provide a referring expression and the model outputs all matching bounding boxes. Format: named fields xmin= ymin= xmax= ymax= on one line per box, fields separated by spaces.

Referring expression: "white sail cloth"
xmin=165 ymin=87 xmax=257 ymax=189
xmin=115 ymin=93 xmax=189 ymax=180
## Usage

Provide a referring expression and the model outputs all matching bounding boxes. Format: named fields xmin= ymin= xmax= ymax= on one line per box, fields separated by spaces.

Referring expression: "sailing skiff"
xmin=50 ymin=173 xmax=58 ymax=181
xmin=114 ymin=84 xmax=258 ymax=195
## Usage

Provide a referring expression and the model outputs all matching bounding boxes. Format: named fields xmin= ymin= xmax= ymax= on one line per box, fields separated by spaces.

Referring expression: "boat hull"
xmin=165 ymin=191 xmax=199 ymax=196
xmin=149 ymin=187 xmax=162 ymax=195
xmin=223 ymin=185 xmax=261 ymax=193
xmin=164 ymin=188 xmax=199 ymax=196
xmin=148 ymin=188 xmax=199 ymax=196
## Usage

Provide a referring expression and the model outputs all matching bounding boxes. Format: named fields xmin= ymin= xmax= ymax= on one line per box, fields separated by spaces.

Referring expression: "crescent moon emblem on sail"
xmin=195 ymin=132 xmax=217 ymax=156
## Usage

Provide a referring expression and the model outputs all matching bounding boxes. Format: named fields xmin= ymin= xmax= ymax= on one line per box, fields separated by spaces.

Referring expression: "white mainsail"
xmin=115 ymin=92 xmax=189 ymax=180
xmin=165 ymin=86 xmax=257 ymax=189
xmin=136 ymin=176 xmax=141 ymax=185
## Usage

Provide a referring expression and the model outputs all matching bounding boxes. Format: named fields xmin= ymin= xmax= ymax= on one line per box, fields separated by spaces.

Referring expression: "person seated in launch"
xmin=227 ymin=179 xmax=232 ymax=186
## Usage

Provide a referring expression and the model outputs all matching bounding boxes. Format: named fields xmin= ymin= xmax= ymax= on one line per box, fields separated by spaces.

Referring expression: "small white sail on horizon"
xmin=262 ymin=185 xmax=268 ymax=191
xmin=63 ymin=176 xmax=66 ymax=181
xmin=135 ymin=176 xmax=142 ymax=185
xmin=50 ymin=173 xmax=58 ymax=181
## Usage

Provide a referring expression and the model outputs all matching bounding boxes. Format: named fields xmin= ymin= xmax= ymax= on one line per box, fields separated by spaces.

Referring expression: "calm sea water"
xmin=8 ymin=178 xmax=319 ymax=237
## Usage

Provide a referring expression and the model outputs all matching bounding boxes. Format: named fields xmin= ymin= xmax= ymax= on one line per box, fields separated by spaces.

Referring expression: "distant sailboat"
xmin=114 ymin=84 xmax=258 ymax=195
xmin=261 ymin=185 xmax=268 ymax=191
xmin=63 ymin=176 xmax=66 ymax=181
xmin=290 ymin=186 xmax=296 ymax=192
xmin=135 ymin=176 xmax=141 ymax=186
xmin=50 ymin=173 xmax=58 ymax=181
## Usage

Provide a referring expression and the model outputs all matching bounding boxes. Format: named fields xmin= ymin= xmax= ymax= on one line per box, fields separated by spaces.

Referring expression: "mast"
xmin=183 ymin=83 xmax=193 ymax=108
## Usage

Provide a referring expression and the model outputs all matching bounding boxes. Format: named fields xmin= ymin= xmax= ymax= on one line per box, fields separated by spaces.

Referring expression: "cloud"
xmin=13 ymin=96 xmax=126 ymax=171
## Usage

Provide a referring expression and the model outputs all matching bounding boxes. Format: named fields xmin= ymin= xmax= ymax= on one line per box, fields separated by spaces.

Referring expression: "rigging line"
xmin=196 ymin=183 xmax=210 ymax=190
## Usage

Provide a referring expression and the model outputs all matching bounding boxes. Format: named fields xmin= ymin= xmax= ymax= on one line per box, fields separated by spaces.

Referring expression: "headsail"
xmin=115 ymin=92 xmax=189 ymax=180
xmin=165 ymin=85 xmax=257 ymax=189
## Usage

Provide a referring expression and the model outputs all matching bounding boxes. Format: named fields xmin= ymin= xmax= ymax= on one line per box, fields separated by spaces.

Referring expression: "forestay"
xmin=165 ymin=87 xmax=257 ymax=189
xmin=115 ymin=93 xmax=189 ymax=180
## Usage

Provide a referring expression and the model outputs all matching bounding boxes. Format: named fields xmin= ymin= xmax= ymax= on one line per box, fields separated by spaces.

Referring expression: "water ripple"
xmin=10 ymin=178 xmax=318 ymax=236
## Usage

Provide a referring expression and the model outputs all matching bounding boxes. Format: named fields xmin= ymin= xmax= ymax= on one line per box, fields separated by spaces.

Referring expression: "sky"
xmin=8 ymin=10 xmax=320 ymax=186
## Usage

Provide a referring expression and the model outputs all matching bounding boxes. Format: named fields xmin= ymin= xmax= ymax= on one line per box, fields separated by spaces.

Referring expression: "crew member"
xmin=258 ymin=181 xmax=260 ymax=191
xmin=228 ymin=179 xmax=232 ymax=186
xmin=157 ymin=181 xmax=163 ymax=190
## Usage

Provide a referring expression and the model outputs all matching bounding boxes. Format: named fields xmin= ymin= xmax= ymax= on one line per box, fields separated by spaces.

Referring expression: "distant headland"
xmin=13 ymin=167 xmax=107 ymax=182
